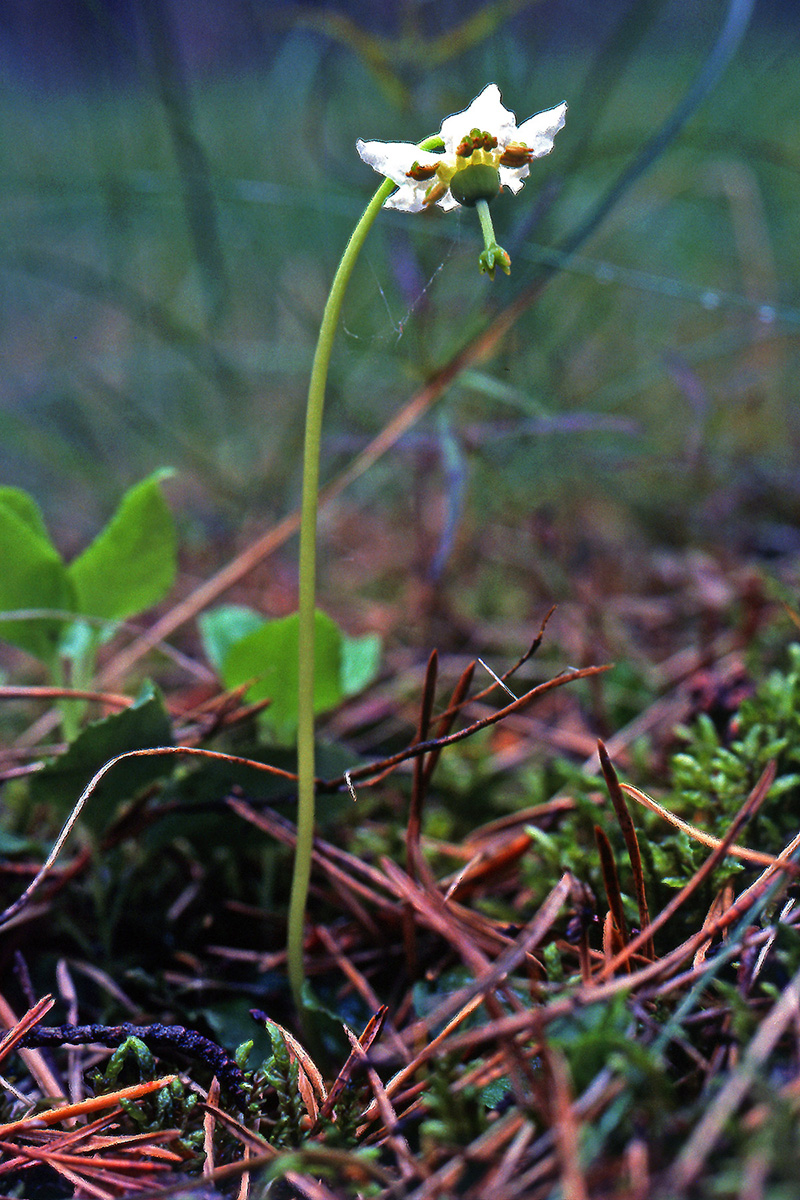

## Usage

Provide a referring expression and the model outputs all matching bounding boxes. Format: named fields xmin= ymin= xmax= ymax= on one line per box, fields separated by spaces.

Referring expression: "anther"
xmin=406 ymin=161 xmax=438 ymax=181
xmin=499 ymin=143 xmax=533 ymax=168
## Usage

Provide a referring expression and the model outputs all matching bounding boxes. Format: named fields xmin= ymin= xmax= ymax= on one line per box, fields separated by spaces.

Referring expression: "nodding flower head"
xmin=356 ymin=84 xmax=567 ymax=214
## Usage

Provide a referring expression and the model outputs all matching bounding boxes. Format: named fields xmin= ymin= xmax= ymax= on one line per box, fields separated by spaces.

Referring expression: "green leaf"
xmin=198 ymin=604 xmax=265 ymax=672
xmin=0 ymin=829 xmax=43 ymax=856
xmin=68 ymin=470 xmax=177 ymax=622
xmin=340 ymin=632 xmax=382 ymax=697
xmin=298 ymin=981 xmax=353 ymax=1058
xmin=480 ymin=1076 xmax=512 ymax=1109
xmin=31 ymin=682 xmax=174 ymax=831
xmin=0 ymin=496 xmax=74 ymax=663
xmin=201 ymin=999 xmax=274 ymax=1067
xmin=0 ymin=487 xmax=53 ymax=541
xmin=221 ymin=610 xmax=381 ymax=744
xmin=222 ymin=610 xmax=340 ymax=743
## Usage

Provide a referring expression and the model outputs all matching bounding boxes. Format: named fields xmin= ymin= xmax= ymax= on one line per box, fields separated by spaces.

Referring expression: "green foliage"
xmin=235 ymin=1039 xmax=254 ymax=1070
xmin=197 ymin=604 xmax=265 ymax=672
xmin=260 ymin=1021 xmax=307 ymax=1148
xmin=708 ymin=1086 xmax=800 ymax=1198
xmin=89 ymin=1039 xmax=202 ymax=1152
xmin=99 ymin=1035 xmax=156 ymax=1087
xmin=669 ymin=644 xmax=800 ymax=853
xmin=419 ymin=1058 xmax=490 ymax=1150
xmin=0 ymin=486 xmax=53 ymax=541
xmin=203 ymin=605 xmax=381 ymax=743
xmin=0 ymin=472 xmax=176 ymax=668
xmin=464 ymin=643 xmax=800 ymax=941
xmin=0 ymin=488 xmax=76 ymax=663
xmin=320 ymin=1080 xmax=372 ymax=1149
xmin=201 ymin=1003 xmax=275 ymax=1071
xmin=68 ymin=470 xmax=177 ymax=622
xmin=548 ymin=997 xmax=666 ymax=1108
xmin=30 ymin=681 xmax=173 ymax=828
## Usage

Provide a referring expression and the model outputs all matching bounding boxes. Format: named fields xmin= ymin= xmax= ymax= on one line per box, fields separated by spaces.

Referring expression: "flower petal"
xmin=356 ymin=139 xmax=441 ymax=187
xmin=438 ymin=83 xmax=517 ymax=152
xmin=435 ymin=192 xmax=461 ymax=213
xmin=387 ymin=182 xmax=461 ymax=212
xmin=384 ymin=183 xmax=432 ymax=212
xmin=516 ymin=102 xmax=568 ymax=158
xmin=498 ymin=164 xmax=530 ymax=194
xmin=357 ymin=140 xmax=446 ymax=211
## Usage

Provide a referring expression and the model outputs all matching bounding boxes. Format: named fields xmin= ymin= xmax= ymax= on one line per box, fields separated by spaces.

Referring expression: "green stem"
xmin=475 ymin=198 xmax=511 ymax=280
xmin=288 ymin=141 xmax=440 ymax=1013
xmin=51 ymin=654 xmax=77 ymax=744
xmin=475 ymin=197 xmax=495 ymax=247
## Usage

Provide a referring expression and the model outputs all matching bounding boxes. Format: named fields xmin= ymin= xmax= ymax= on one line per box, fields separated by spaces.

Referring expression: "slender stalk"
xmin=474 ymin=198 xmax=510 ymax=280
xmin=475 ymin=197 xmax=495 ymax=247
xmin=288 ymin=144 xmax=440 ymax=1011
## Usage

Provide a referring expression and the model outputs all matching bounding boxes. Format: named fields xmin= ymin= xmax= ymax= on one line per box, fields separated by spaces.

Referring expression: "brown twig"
xmin=0 ymin=1077 xmax=177 ymax=1137
xmin=668 ymin=960 xmax=800 ymax=1192
xmin=598 ymin=740 xmax=653 ymax=959
xmin=406 ymin=648 xmax=439 ymax=886
xmin=324 ymin=664 xmax=610 ymax=790
xmin=595 ymin=825 xmax=629 ymax=969
xmin=595 ymin=760 xmax=777 ymax=981
xmin=20 ymin=1022 xmax=248 ymax=1107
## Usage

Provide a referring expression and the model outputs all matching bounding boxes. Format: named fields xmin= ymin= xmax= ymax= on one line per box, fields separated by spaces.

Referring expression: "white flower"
xmin=356 ymin=83 xmax=567 ymax=213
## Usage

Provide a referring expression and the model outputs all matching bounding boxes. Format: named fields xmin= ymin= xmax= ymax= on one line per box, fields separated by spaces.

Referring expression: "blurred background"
xmin=1 ymin=0 xmax=799 ymax=667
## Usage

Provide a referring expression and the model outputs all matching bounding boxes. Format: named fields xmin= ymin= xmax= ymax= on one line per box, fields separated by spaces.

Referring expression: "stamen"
xmin=423 ymin=180 xmax=448 ymax=207
xmin=499 ymin=143 xmax=533 ymax=168
xmin=406 ymin=161 xmax=438 ymax=181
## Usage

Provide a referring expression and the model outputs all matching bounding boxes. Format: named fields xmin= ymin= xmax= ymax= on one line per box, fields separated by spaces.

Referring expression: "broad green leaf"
xmin=198 ymin=604 xmax=265 ymax=672
xmin=0 ymin=487 xmax=53 ymax=542
xmin=0 ymin=498 xmax=74 ymax=663
xmin=222 ymin=610 xmax=341 ymax=743
xmin=31 ymin=682 xmax=174 ymax=830
xmin=221 ymin=610 xmax=380 ymax=744
xmin=340 ymin=632 xmax=382 ymax=697
xmin=68 ymin=470 xmax=177 ymax=621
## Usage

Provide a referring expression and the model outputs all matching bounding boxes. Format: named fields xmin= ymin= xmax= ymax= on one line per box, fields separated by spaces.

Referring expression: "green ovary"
xmin=449 ymin=163 xmax=500 ymax=207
